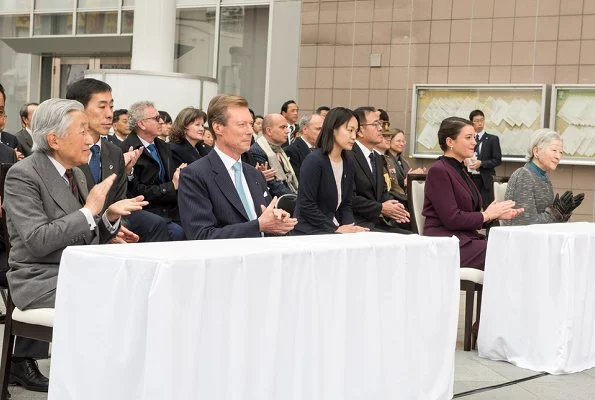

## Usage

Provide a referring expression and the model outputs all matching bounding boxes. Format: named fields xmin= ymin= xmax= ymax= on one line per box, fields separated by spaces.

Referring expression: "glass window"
xmin=35 ymin=0 xmax=73 ymax=11
xmin=77 ymin=11 xmax=118 ymax=34
xmin=34 ymin=13 xmax=73 ymax=35
xmin=217 ymin=6 xmax=269 ymax=112
xmin=0 ymin=15 xmax=30 ymax=38
xmin=0 ymin=0 xmax=30 ymax=12
xmin=122 ymin=0 xmax=135 ymax=6
xmin=77 ymin=0 xmax=119 ymax=8
xmin=175 ymin=8 xmax=216 ymax=78
xmin=121 ymin=10 xmax=134 ymax=34
xmin=0 ymin=42 xmax=30 ymax=133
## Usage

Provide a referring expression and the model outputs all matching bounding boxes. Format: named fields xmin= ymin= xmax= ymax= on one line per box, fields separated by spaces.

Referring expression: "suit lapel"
xmin=209 ymin=151 xmax=250 ymax=220
xmin=32 ymin=153 xmax=84 ymax=215
xmin=322 ymin=155 xmax=338 ymax=206
xmin=245 ymin=166 xmax=266 ymax=218
xmin=154 ymin=139 xmax=171 ymax=179
xmin=73 ymin=167 xmax=97 ymax=244
xmin=352 ymin=144 xmax=374 ymax=186
xmin=100 ymin=143 xmax=117 ymax=181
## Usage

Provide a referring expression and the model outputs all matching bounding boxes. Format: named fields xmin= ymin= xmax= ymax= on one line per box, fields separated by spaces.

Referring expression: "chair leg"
xmin=464 ymin=287 xmax=474 ymax=351
xmin=0 ymin=295 xmax=14 ymax=400
xmin=472 ymin=288 xmax=483 ymax=350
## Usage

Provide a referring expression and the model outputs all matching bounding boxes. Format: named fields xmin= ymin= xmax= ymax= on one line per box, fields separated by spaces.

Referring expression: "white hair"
xmin=31 ymin=98 xmax=84 ymax=154
xmin=128 ymin=101 xmax=155 ymax=132
xmin=527 ymin=128 xmax=562 ymax=161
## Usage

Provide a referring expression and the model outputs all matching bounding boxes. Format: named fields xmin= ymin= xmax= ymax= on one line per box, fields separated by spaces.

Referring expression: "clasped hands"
xmin=550 ymin=190 xmax=585 ymax=221
xmin=381 ymin=199 xmax=410 ymax=224
xmin=258 ymin=196 xmax=298 ymax=235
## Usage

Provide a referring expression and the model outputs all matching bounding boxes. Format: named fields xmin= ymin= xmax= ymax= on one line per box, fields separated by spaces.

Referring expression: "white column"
xmin=131 ymin=0 xmax=176 ymax=73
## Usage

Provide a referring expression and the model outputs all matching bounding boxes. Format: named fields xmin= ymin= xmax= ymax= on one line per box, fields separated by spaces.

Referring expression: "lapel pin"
xmin=109 ymin=164 xmax=114 ymax=170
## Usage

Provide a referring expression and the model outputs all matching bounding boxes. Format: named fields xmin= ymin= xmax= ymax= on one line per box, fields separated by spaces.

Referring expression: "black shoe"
xmin=9 ymin=358 xmax=48 ymax=392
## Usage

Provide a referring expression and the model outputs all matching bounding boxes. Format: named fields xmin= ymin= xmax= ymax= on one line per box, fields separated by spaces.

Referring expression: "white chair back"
xmin=409 ymin=179 xmax=426 ymax=235
xmin=493 ymin=181 xmax=508 ymax=203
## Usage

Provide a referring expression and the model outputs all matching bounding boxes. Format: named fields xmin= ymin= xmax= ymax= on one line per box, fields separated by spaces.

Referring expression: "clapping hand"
xmin=572 ymin=192 xmax=585 ymax=212
xmin=106 ymin=195 xmax=149 ymax=222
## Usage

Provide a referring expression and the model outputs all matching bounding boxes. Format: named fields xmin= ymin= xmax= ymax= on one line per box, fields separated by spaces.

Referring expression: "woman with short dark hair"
xmin=294 ymin=107 xmax=369 ymax=235
xmin=169 ymin=107 xmax=209 ymax=170
xmin=423 ymin=117 xmax=523 ymax=269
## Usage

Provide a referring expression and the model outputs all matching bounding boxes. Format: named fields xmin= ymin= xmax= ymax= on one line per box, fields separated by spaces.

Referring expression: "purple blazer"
xmin=423 ymin=159 xmax=486 ymax=268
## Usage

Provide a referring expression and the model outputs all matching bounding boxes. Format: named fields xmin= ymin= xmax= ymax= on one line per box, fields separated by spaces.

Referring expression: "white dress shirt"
xmin=213 ymin=146 xmax=257 ymax=220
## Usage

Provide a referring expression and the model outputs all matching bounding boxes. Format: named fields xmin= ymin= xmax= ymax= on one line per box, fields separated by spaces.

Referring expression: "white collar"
xmin=47 ymin=154 xmax=67 ymax=177
xmin=214 ymin=145 xmax=241 ymax=171
xmin=138 ymin=135 xmax=153 ymax=148
xmin=355 ymin=140 xmax=373 ymax=159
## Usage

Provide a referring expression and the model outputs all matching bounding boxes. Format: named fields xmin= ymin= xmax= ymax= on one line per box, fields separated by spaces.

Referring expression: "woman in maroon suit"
xmin=422 ymin=117 xmax=523 ymax=269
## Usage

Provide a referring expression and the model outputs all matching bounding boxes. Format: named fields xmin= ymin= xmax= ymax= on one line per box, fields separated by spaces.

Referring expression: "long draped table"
xmin=48 ymin=232 xmax=460 ymax=400
xmin=478 ymin=222 xmax=595 ymax=374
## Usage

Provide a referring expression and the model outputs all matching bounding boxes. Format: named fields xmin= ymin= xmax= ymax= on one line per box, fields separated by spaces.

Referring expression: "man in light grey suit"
xmin=3 ymin=98 xmax=147 ymax=392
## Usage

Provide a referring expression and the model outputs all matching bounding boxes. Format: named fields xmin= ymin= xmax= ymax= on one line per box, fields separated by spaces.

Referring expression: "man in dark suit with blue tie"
xmin=467 ymin=109 xmax=502 ymax=208
xmin=122 ymin=100 xmax=186 ymax=241
xmin=178 ymin=94 xmax=297 ymax=240
xmin=285 ymin=113 xmax=323 ymax=181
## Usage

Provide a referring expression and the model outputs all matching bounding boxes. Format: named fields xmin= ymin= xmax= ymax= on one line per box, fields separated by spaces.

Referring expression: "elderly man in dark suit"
xmin=285 ymin=113 xmax=323 ymax=181
xmin=178 ymin=94 xmax=297 ymax=240
xmin=66 ymin=78 xmax=170 ymax=243
xmin=351 ymin=106 xmax=411 ymax=234
xmin=4 ymin=98 xmax=146 ymax=392
xmin=467 ymin=109 xmax=502 ymax=208
xmin=122 ymin=100 xmax=185 ymax=241
xmin=14 ymin=102 xmax=38 ymax=157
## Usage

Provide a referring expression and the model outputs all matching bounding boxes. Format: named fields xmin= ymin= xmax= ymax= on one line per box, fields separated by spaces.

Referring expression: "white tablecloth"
xmin=478 ymin=222 xmax=595 ymax=374
xmin=48 ymin=232 xmax=460 ymax=400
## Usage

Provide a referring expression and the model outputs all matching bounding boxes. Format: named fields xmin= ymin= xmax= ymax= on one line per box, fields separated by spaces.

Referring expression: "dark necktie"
xmin=146 ymin=143 xmax=166 ymax=182
xmin=89 ymin=144 xmax=101 ymax=184
xmin=369 ymin=152 xmax=377 ymax=182
xmin=475 ymin=134 xmax=480 ymax=154
xmin=65 ymin=169 xmax=81 ymax=204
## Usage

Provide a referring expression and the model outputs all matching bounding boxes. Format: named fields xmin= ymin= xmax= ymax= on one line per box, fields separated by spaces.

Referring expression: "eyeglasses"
xmin=143 ymin=115 xmax=162 ymax=123
xmin=361 ymin=121 xmax=383 ymax=128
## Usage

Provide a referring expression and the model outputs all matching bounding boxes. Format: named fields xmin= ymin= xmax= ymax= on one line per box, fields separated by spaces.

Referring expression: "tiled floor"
xmin=3 ymin=294 xmax=595 ymax=399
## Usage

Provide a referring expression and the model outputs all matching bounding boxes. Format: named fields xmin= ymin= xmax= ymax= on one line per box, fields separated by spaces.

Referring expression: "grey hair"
xmin=32 ymin=98 xmax=84 ymax=155
xmin=128 ymin=101 xmax=156 ymax=132
xmin=298 ymin=114 xmax=315 ymax=129
xmin=527 ymin=128 xmax=563 ymax=161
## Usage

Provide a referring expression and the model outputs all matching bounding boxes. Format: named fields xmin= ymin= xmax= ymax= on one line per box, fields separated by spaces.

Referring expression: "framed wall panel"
xmin=410 ymin=84 xmax=549 ymax=162
xmin=550 ymin=85 xmax=595 ymax=166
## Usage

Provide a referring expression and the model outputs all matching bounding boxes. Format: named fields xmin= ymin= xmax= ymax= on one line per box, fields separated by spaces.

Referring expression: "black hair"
xmin=469 ymin=109 xmax=485 ymax=121
xmin=352 ymin=106 xmax=376 ymax=128
xmin=281 ymin=100 xmax=296 ymax=114
xmin=159 ymin=110 xmax=172 ymax=124
xmin=315 ymin=105 xmax=330 ymax=114
xmin=317 ymin=107 xmax=359 ymax=154
xmin=378 ymin=108 xmax=389 ymax=122
xmin=65 ymin=78 xmax=112 ymax=107
xmin=112 ymin=109 xmax=128 ymax=123
xmin=437 ymin=117 xmax=472 ymax=151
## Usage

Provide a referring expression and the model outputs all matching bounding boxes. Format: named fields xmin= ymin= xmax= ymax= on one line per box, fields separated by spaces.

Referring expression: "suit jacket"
xmin=169 ymin=138 xmax=210 ymax=170
xmin=121 ymin=134 xmax=178 ymax=221
xmin=4 ymin=152 xmax=115 ymax=310
xmin=106 ymin=134 xmax=123 ymax=146
xmin=474 ymin=132 xmax=502 ymax=192
xmin=14 ymin=129 xmax=33 ymax=157
xmin=350 ymin=143 xmax=391 ymax=229
xmin=0 ymin=131 xmax=23 ymax=154
xmin=284 ymin=137 xmax=313 ymax=182
xmin=423 ymin=158 xmax=484 ymax=248
xmin=249 ymin=142 xmax=295 ymax=198
xmin=178 ymin=149 xmax=270 ymax=240
xmin=294 ymin=150 xmax=354 ymax=235
xmin=0 ymin=142 xmax=17 ymax=164
xmin=78 ymin=139 xmax=127 ymax=213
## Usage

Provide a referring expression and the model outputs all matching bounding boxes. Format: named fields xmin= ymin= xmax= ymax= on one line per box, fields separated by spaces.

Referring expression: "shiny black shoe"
xmin=9 ymin=358 xmax=49 ymax=392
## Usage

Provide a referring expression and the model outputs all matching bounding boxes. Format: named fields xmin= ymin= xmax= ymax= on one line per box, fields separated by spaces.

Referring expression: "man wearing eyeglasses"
xmin=350 ymin=106 xmax=411 ymax=234
xmin=122 ymin=101 xmax=186 ymax=241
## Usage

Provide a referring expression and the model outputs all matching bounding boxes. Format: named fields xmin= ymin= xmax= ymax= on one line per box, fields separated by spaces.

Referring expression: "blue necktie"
xmin=147 ymin=144 xmax=166 ymax=182
xmin=89 ymin=144 xmax=101 ymax=184
xmin=232 ymin=161 xmax=255 ymax=220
